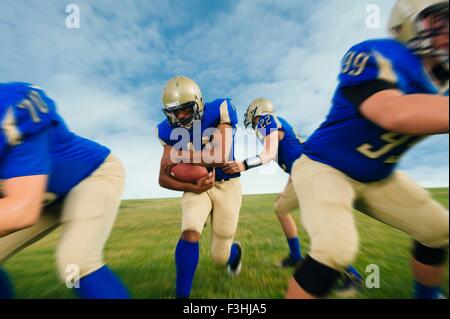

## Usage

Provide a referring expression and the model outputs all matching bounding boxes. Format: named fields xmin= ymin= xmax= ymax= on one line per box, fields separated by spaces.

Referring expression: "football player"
xmin=0 ymin=83 xmax=130 ymax=299
xmin=223 ymin=98 xmax=362 ymax=294
xmin=286 ymin=0 xmax=449 ymax=299
xmin=157 ymin=76 xmax=243 ymax=299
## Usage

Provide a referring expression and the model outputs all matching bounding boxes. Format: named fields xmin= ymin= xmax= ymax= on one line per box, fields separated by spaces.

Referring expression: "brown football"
xmin=171 ymin=163 xmax=208 ymax=183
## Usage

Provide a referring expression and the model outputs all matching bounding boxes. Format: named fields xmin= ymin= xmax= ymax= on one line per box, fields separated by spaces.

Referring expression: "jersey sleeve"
xmin=339 ymin=44 xmax=400 ymax=107
xmin=219 ymin=99 xmax=238 ymax=127
xmin=256 ymin=114 xmax=281 ymax=138
xmin=15 ymin=85 xmax=57 ymax=138
xmin=0 ymin=128 xmax=50 ymax=179
xmin=0 ymin=84 xmax=56 ymax=150
xmin=156 ymin=123 xmax=171 ymax=146
xmin=0 ymin=107 xmax=21 ymax=152
xmin=338 ymin=43 xmax=399 ymax=88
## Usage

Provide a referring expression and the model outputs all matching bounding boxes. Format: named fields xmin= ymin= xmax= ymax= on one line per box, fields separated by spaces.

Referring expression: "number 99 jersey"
xmin=0 ymin=82 xmax=111 ymax=198
xmin=302 ymin=39 xmax=449 ymax=183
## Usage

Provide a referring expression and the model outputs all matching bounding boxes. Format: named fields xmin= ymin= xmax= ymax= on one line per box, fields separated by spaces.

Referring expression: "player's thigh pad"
xmin=359 ymin=171 xmax=449 ymax=248
xmin=291 ymin=156 xmax=359 ymax=270
xmin=181 ymin=191 xmax=213 ymax=234
xmin=210 ymin=179 xmax=242 ymax=265
xmin=56 ymin=154 xmax=126 ymax=281
xmin=274 ymin=179 xmax=299 ymax=215
xmin=0 ymin=204 xmax=61 ymax=264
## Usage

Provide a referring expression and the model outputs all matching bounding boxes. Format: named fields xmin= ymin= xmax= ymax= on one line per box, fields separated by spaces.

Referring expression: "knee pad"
xmin=293 ymin=256 xmax=341 ymax=297
xmin=413 ymin=241 xmax=448 ymax=266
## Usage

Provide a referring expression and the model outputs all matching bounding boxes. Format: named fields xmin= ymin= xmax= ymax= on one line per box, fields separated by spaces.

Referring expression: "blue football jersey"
xmin=255 ymin=114 xmax=303 ymax=174
xmin=302 ymin=39 xmax=449 ymax=182
xmin=157 ymin=98 xmax=240 ymax=181
xmin=0 ymin=82 xmax=111 ymax=198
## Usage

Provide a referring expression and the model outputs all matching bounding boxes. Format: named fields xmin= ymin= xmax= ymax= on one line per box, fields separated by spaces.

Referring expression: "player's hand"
xmin=222 ymin=161 xmax=246 ymax=174
xmin=193 ymin=170 xmax=215 ymax=194
xmin=162 ymin=156 xmax=177 ymax=176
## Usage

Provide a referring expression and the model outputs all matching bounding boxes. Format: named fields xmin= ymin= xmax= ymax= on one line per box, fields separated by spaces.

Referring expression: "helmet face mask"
xmin=163 ymin=101 xmax=202 ymax=129
xmin=243 ymin=107 xmax=258 ymax=130
xmin=389 ymin=0 xmax=449 ymax=62
xmin=409 ymin=3 xmax=449 ymax=60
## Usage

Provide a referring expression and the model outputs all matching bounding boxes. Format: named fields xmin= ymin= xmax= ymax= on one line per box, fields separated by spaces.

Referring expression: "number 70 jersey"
xmin=302 ymin=39 xmax=449 ymax=183
xmin=0 ymin=83 xmax=56 ymax=154
xmin=0 ymin=82 xmax=110 ymax=197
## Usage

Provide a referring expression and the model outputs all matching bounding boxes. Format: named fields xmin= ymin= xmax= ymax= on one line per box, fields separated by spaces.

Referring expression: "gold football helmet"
xmin=161 ymin=76 xmax=205 ymax=128
xmin=388 ymin=0 xmax=449 ymax=59
xmin=244 ymin=98 xmax=275 ymax=129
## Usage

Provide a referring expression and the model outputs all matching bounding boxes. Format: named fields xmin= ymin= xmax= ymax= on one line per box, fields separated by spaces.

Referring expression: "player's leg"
xmin=287 ymin=156 xmax=359 ymax=299
xmin=275 ymin=175 xmax=363 ymax=294
xmin=55 ymin=155 xmax=130 ymax=299
xmin=357 ymin=171 xmax=449 ymax=299
xmin=412 ymin=245 xmax=447 ymax=299
xmin=177 ymin=190 xmax=212 ymax=298
xmin=274 ymin=179 xmax=302 ymax=267
xmin=209 ymin=179 xmax=242 ymax=275
xmin=0 ymin=203 xmax=61 ymax=299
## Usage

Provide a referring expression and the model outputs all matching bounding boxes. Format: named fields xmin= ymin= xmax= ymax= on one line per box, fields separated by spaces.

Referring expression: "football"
xmin=171 ymin=163 xmax=208 ymax=183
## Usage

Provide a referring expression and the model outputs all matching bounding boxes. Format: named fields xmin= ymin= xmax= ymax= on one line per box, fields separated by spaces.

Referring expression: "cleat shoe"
xmin=227 ymin=242 xmax=243 ymax=276
xmin=335 ymin=269 xmax=363 ymax=298
xmin=276 ymin=255 xmax=303 ymax=269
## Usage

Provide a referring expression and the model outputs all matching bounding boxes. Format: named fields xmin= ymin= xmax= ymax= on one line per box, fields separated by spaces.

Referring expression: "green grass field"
xmin=4 ymin=189 xmax=449 ymax=299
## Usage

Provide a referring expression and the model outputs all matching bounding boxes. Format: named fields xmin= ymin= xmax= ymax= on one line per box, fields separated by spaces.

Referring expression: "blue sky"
xmin=0 ymin=0 xmax=448 ymax=199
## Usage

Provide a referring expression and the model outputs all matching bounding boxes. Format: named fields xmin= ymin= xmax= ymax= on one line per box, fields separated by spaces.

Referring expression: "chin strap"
xmin=244 ymin=155 xmax=263 ymax=170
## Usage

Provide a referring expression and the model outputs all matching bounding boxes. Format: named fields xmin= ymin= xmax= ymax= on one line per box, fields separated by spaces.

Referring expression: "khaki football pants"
xmin=182 ymin=178 xmax=242 ymax=266
xmin=291 ymin=155 xmax=449 ymax=271
xmin=274 ymin=178 xmax=299 ymax=215
xmin=0 ymin=155 xmax=125 ymax=282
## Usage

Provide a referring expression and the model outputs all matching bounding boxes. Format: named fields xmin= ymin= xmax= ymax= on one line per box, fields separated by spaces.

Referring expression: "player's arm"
xmin=222 ymin=130 xmax=281 ymax=174
xmin=340 ymin=47 xmax=449 ymax=135
xmin=360 ymin=90 xmax=449 ymax=135
xmin=159 ymin=145 xmax=215 ymax=194
xmin=256 ymin=129 xmax=281 ymax=163
xmin=0 ymin=175 xmax=47 ymax=237
xmin=0 ymin=116 xmax=51 ymax=237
